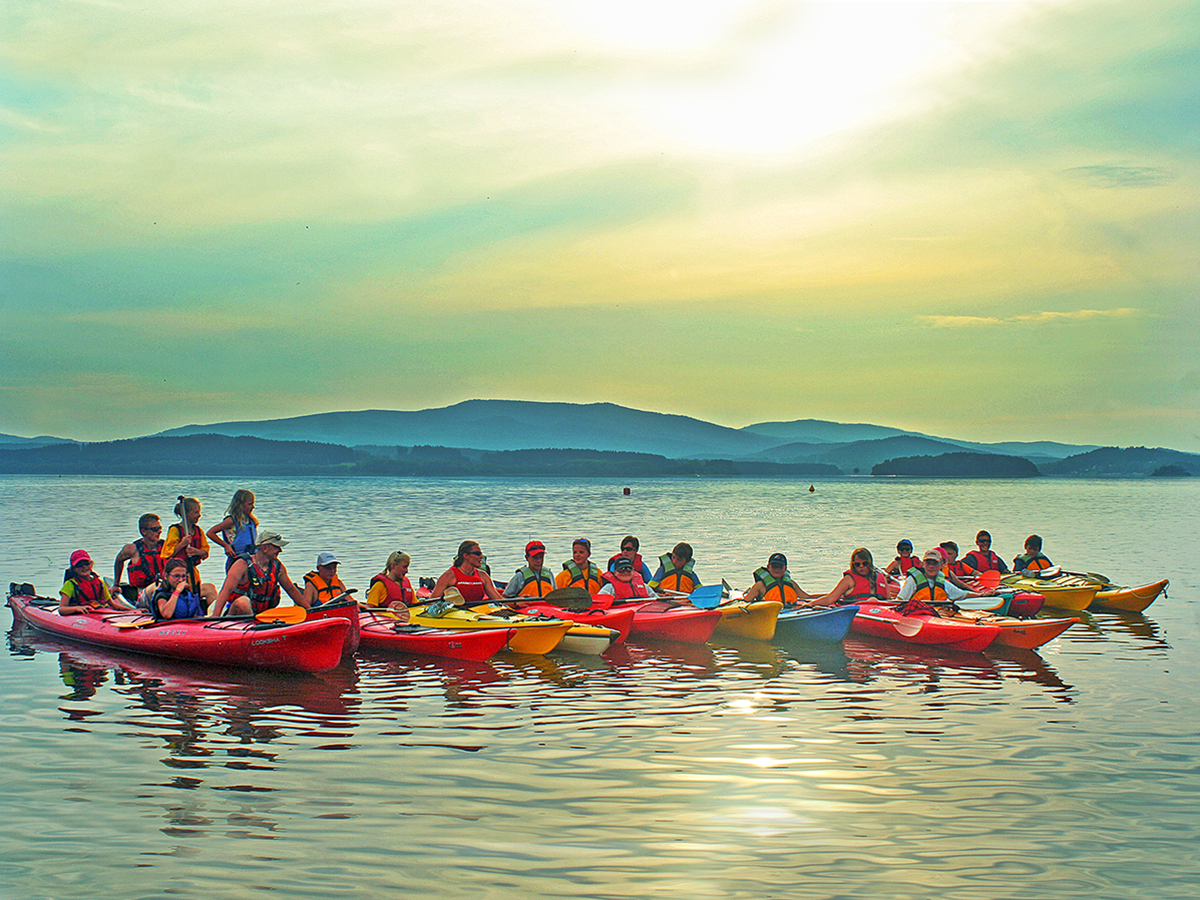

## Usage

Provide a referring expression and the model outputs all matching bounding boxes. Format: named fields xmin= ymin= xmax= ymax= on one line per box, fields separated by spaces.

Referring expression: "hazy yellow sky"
xmin=3 ymin=1 xmax=1197 ymax=451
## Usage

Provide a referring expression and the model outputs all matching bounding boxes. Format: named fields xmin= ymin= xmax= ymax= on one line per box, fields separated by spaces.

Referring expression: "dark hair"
xmin=138 ymin=513 xmax=161 ymax=531
xmin=671 ymin=542 xmax=693 ymax=561
xmin=1025 ymin=534 xmax=1043 ymax=552
xmin=164 ymin=558 xmax=188 ymax=575
xmin=976 ymin=530 xmax=991 ymax=542
xmin=454 ymin=540 xmax=480 ymax=567
xmin=621 ymin=535 xmax=639 ymax=551
xmin=850 ymin=547 xmax=877 ymax=576
xmin=939 ymin=541 xmax=958 ymax=555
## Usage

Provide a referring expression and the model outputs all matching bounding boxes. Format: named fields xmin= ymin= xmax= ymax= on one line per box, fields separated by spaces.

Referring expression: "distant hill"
xmin=873 ymin=452 xmax=1042 ymax=478
xmin=150 ymin=400 xmax=1098 ymax=465
xmin=0 ymin=433 xmax=76 ymax=449
xmin=1040 ymin=446 xmax=1200 ymax=477
xmin=156 ymin=400 xmax=779 ymax=460
xmin=0 ymin=434 xmax=839 ymax=478
xmin=0 ymin=434 xmax=360 ymax=475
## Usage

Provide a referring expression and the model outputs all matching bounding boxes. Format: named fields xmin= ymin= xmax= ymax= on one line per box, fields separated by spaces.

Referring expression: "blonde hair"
xmin=226 ymin=489 xmax=256 ymax=529
xmin=386 ymin=551 xmax=410 ymax=570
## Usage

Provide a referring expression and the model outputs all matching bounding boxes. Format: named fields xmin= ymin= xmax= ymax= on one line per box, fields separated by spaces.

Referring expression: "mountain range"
xmin=4 ymin=400 xmax=1196 ymax=476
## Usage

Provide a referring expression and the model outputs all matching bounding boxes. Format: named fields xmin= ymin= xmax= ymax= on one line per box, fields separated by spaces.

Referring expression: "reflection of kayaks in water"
xmin=8 ymin=591 xmax=347 ymax=673
xmin=775 ymin=605 xmax=858 ymax=643
xmin=849 ymin=602 xmax=1000 ymax=652
xmin=358 ymin=608 xmax=513 ymax=661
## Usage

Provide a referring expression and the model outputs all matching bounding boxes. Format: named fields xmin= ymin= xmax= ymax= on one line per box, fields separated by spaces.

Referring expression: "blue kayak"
xmin=775 ymin=605 xmax=858 ymax=643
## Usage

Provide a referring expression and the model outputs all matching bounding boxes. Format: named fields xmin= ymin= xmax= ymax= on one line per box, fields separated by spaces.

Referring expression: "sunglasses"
xmin=465 ymin=550 xmax=482 ymax=557
xmin=621 ymin=546 xmax=635 ymax=552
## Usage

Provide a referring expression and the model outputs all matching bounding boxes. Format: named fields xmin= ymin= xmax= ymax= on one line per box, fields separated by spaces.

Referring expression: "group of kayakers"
xmin=56 ymin=486 xmax=1056 ymax=622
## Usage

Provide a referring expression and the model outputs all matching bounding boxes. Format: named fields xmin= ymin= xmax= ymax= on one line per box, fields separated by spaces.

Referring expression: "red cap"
xmin=525 ymin=541 xmax=546 ymax=555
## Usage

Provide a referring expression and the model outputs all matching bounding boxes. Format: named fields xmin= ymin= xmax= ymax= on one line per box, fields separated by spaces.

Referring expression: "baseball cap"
xmin=316 ymin=552 xmax=339 ymax=566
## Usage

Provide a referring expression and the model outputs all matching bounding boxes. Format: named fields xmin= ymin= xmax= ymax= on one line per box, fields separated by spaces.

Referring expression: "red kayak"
xmin=305 ymin=596 xmax=362 ymax=655
xmin=512 ymin=601 xmax=636 ymax=643
xmin=615 ymin=600 xmax=723 ymax=644
xmin=8 ymin=591 xmax=347 ymax=673
xmin=849 ymin=602 xmax=1000 ymax=652
xmin=968 ymin=572 xmax=1044 ymax=616
xmin=358 ymin=608 xmax=513 ymax=661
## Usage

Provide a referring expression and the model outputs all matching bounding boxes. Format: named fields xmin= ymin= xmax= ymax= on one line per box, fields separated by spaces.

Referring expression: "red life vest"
xmin=601 ymin=570 xmax=650 ymax=600
xmin=894 ymin=555 xmax=920 ymax=575
xmin=963 ymin=549 xmax=1006 ymax=573
xmin=607 ymin=552 xmax=645 ymax=574
xmin=232 ymin=554 xmax=281 ymax=614
xmin=842 ymin=568 xmax=890 ymax=601
xmin=67 ymin=573 xmax=107 ymax=606
xmin=450 ymin=565 xmax=487 ymax=604
xmin=127 ymin=538 xmax=164 ymax=588
xmin=369 ymin=573 xmax=412 ymax=607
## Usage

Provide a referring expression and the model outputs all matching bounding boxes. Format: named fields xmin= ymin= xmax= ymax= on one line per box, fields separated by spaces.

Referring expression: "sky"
xmin=2 ymin=0 xmax=1198 ymax=451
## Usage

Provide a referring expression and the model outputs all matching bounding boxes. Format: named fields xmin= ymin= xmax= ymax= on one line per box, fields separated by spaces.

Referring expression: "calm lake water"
xmin=2 ymin=475 xmax=1197 ymax=900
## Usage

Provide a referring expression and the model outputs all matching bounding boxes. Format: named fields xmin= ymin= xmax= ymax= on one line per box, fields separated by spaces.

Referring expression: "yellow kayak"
xmin=404 ymin=604 xmax=572 ymax=655
xmin=1000 ymin=574 xmax=1098 ymax=611
xmin=712 ymin=600 xmax=783 ymax=640
xmin=1090 ymin=578 xmax=1169 ymax=612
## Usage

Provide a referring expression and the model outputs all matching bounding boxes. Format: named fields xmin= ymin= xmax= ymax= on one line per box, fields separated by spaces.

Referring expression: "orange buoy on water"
xmin=809 ymin=485 xmax=815 ymax=492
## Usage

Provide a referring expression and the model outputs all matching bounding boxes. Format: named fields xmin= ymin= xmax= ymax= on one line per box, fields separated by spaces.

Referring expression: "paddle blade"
xmin=975 ymin=570 xmax=1002 ymax=588
xmin=256 ymin=606 xmax=306 ymax=624
xmin=688 ymin=584 xmax=723 ymax=609
xmin=539 ymin=587 xmax=595 ymax=610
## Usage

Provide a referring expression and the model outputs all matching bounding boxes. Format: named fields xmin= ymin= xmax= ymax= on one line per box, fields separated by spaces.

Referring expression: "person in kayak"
xmin=1013 ymin=534 xmax=1054 ymax=573
xmin=895 ymin=549 xmax=985 ymax=616
xmin=741 ymin=553 xmax=821 ymax=606
xmin=214 ymin=531 xmax=305 ymax=616
xmin=556 ymin=538 xmax=603 ymax=592
xmin=152 ymin=559 xmax=208 ymax=620
xmin=302 ymin=552 xmax=348 ymax=608
xmin=650 ymin=542 xmax=701 ymax=593
xmin=938 ymin=541 xmax=975 ymax=588
xmin=961 ymin=531 xmax=1010 ymax=574
xmin=367 ymin=551 xmax=415 ymax=608
xmin=59 ymin=550 xmax=131 ymax=615
xmin=113 ymin=513 xmax=165 ymax=604
xmin=607 ymin=536 xmax=654 ymax=582
xmin=504 ymin=541 xmax=557 ymax=598
xmin=430 ymin=541 xmax=504 ymax=604
xmin=597 ymin=555 xmax=657 ymax=599
xmin=160 ymin=496 xmax=216 ymax=606
xmin=809 ymin=548 xmax=892 ymax=607
xmin=206 ymin=489 xmax=259 ymax=572
xmin=883 ymin=539 xmax=920 ymax=577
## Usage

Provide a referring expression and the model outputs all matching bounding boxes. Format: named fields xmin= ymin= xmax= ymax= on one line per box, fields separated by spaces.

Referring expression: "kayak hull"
xmin=358 ymin=609 xmax=513 ymax=660
xmin=513 ymin=602 xmax=635 ymax=643
xmin=849 ymin=602 xmax=1000 ymax=652
xmin=404 ymin=604 xmax=572 ymax=655
xmin=775 ymin=605 xmax=858 ymax=643
xmin=8 ymin=592 xmax=347 ymax=673
xmin=1000 ymin=575 xmax=1097 ymax=611
xmin=619 ymin=601 xmax=722 ymax=644
xmin=1090 ymin=579 xmax=1168 ymax=612
xmin=555 ymin=624 xmax=621 ymax=655
xmin=951 ymin=613 xmax=1080 ymax=650
xmin=713 ymin=600 xmax=782 ymax=640
xmin=306 ymin=597 xmax=361 ymax=655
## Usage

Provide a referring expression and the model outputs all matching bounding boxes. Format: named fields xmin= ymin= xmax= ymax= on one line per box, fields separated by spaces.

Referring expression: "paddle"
xmin=510 ymin=586 xmax=595 ymax=610
xmin=178 ymin=495 xmax=200 ymax=593
xmin=111 ymin=606 xmax=305 ymax=629
xmin=687 ymin=584 xmax=724 ymax=609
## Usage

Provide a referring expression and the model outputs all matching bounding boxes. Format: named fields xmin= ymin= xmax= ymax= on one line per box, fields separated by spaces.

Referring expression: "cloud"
xmin=921 ymin=308 xmax=1142 ymax=328
xmin=1062 ymin=166 xmax=1176 ymax=188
